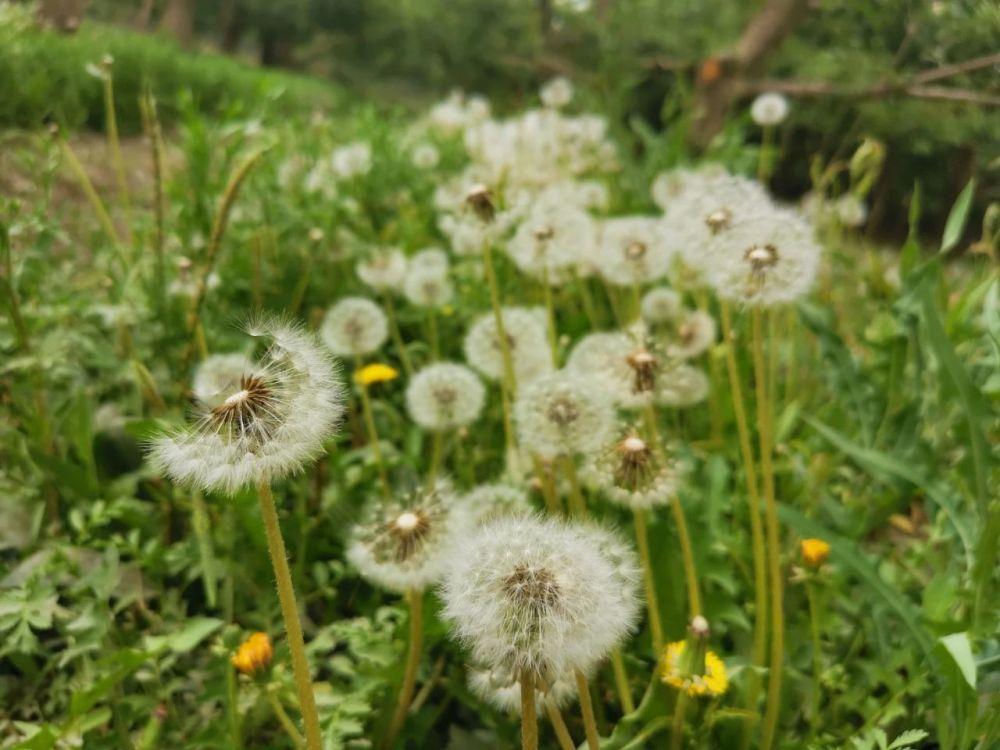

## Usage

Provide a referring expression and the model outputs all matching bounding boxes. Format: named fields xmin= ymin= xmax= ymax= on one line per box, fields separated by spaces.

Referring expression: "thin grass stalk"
xmin=752 ymin=308 xmax=784 ymax=750
xmin=56 ymin=132 xmax=122 ymax=247
xmin=255 ymin=482 xmax=322 ymax=750
xmin=574 ymin=670 xmax=600 ymax=750
xmin=386 ymin=589 xmax=424 ymax=746
xmin=190 ymin=491 xmax=218 ymax=608
xmin=267 ymin=689 xmax=305 ymax=749
xmin=806 ymin=582 xmax=822 ymax=735
xmin=632 ymin=508 xmax=664 ymax=652
xmin=226 ymin=660 xmax=242 ymax=750
xmin=100 ymin=66 xmax=132 ymax=235
xmin=182 ymin=147 xmax=268 ymax=370
xmin=610 ymin=648 xmax=635 ymax=714
xmin=720 ymin=302 xmax=768 ymax=740
xmin=355 ymin=356 xmax=391 ymax=498
xmin=383 ymin=294 xmax=413 ymax=377
xmin=544 ymin=693 xmax=576 ymax=750
xmin=140 ymin=91 xmax=167 ymax=314
xmin=520 ymin=670 xmax=539 ymax=750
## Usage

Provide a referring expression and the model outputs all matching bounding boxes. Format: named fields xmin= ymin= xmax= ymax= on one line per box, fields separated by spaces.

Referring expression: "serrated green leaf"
xmin=888 ymin=729 xmax=929 ymax=749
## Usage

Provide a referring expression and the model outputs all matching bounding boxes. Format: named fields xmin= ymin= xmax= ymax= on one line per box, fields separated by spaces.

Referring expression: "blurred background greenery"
xmin=1 ymin=0 xmax=998 ymax=240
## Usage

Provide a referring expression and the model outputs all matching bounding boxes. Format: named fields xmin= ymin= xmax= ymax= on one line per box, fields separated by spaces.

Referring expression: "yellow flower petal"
xmin=800 ymin=538 xmax=830 ymax=568
xmin=354 ymin=363 xmax=399 ymax=386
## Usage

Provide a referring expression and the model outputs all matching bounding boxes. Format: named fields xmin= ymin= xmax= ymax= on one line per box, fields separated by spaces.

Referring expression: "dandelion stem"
xmin=533 ymin=456 xmax=561 ymax=514
xmin=481 ymin=239 xmax=517 ymax=458
xmin=355 ymin=356 xmax=391 ymax=497
xmin=427 ymin=307 xmax=440 ymax=360
xmin=544 ymin=692 xmax=576 ymax=750
xmin=386 ymin=589 xmax=424 ymax=746
xmin=806 ymin=581 xmax=823 ymax=734
xmin=720 ymin=301 xmax=768 ymax=740
xmin=575 ymin=271 xmax=601 ymax=329
xmin=225 ymin=661 xmax=242 ymax=750
xmin=267 ymin=688 xmax=305 ymax=749
xmin=610 ymin=648 xmax=635 ymax=714
xmin=383 ymin=294 xmax=413 ymax=377
xmin=426 ymin=431 xmax=444 ymax=492
xmin=520 ymin=670 xmax=539 ymax=750
xmin=255 ymin=482 xmax=322 ymax=750
xmin=753 ymin=307 xmax=785 ymax=750
xmin=560 ymin=456 xmax=587 ymax=516
xmin=541 ymin=269 xmax=560 ymax=366
xmin=574 ymin=669 xmax=600 ymax=750
xmin=670 ymin=692 xmax=690 ymax=750
xmin=632 ymin=508 xmax=664 ymax=652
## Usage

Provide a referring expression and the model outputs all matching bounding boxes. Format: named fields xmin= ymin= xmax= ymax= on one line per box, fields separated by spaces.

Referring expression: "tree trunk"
xmin=690 ymin=0 xmax=810 ymax=149
xmin=37 ymin=0 xmax=89 ymax=32
xmin=160 ymin=0 xmax=194 ymax=47
xmin=218 ymin=0 xmax=244 ymax=53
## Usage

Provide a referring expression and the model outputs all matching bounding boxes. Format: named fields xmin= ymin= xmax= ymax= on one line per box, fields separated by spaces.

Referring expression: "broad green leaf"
xmin=144 ymin=616 xmax=223 ymax=654
xmin=940 ymin=178 xmax=975 ymax=254
xmin=12 ymin=726 xmax=57 ymax=750
xmin=938 ymin=632 xmax=976 ymax=690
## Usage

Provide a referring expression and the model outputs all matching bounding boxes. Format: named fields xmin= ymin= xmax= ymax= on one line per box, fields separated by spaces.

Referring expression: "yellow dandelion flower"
xmin=660 ymin=639 xmax=728 ymax=698
xmin=800 ymin=538 xmax=830 ymax=568
xmin=232 ymin=632 xmax=273 ymax=675
xmin=354 ymin=363 xmax=399 ymax=386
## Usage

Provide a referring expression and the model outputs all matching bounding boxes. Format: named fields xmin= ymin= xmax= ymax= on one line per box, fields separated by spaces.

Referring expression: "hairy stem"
xmin=520 ymin=670 xmax=538 ymax=750
xmin=610 ymin=648 xmax=635 ymax=714
xmin=481 ymin=239 xmax=518 ymax=459
xmin=670 ymin=692 xmax=690 ymax=750
xmin=256 ymin=482 xmax=322 ymax=750
xmin=544 ymin=692 xmax=576 ymax=750
xmin=385 ymin=589 xmax=424 ymax=747
xmin=267 ymin=688 xmax=305 ymax=748
xmin=632 ymin=508 xmax=664 ymax=652
xmin=574 ymin=670 xmax=600 ymax=750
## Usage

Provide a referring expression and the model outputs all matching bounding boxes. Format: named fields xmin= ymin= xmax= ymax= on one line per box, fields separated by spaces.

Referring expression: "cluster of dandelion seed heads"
xmin=440 ymin=514 xmax=640 ymax=679
xmin=464 ymin=306 xmax=553 ymax=385
xmin=357 ymin=247 xmax=407 ymax=292
xmin=468 ymin=663 xmax=577 ymax=714
xmin=320 ymin=297 xmax=389 ymax=357
xmin=514 ymin=371 xmax=615 ymax=459
xmin=149 ymin=316 xmax=343 ymax=495
xmin=582 ymin=431 xmax=681 ymax=510
xmin=406 ymin=362 xmax=485 ymax=431
xmin=347 ymin=479 xmax=469 ymax=593
xmin=705 ymin=210 xmax=821 ymax=306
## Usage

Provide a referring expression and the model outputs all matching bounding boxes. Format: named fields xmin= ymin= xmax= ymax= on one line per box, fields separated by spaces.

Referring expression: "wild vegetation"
xmin=1 ymin=2 xmax=998 ymax=750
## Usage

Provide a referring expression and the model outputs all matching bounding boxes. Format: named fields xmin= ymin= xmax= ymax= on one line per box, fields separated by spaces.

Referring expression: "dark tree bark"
xmin=689 ymin=0 xmax=810 ymax=149
xmin=218 ymin=0 xmax=244 ymax=53
xmin=159 ymin=0 xmax=194 ymax=47
xmin=37 ymin=0 xmax=89 ymax=32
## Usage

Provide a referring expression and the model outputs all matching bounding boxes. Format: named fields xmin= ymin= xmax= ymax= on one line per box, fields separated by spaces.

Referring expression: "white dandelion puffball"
xmin=441 ymin=514 xmax=641 ymax=679
xmin=347 ymin=480 xmax=469 ymax=593
xmin=357 ymin=247 xmax=407 ymax=292
xmin=191 ymin=352 xmax=254 ymax=403
xmin=705 ymin=210 xmax=822 ymax=306
xmin=540 ymin=77 xmax=574 ymax=109
xmin=582 ymin=432 xmax=680 ymax=510
xmin=506 ymin=201 xmax=596 ymax=284
xmin=566 ymin=329 xmax=668 ymax=410
xmin=750 ymin=92 xmax=790 ymax=127
xmin=650 ymin=164 xmax=729 ymax=213
xmin=468 ymin=664 xmax=577 ymax=714
xmin=149 ymin=316 xmax=343 ymax=495
xmin=656 ymin=363 xmax=710 ymax=407
xmin=330 ymin=141 xmax=372 ymax=179
xmin=665 ymin=310 xmax=716 ymax=360
xmin=320 ymin=297 xmax=389 ymax=357
xmin=641 ymin=287 xmax=683 ymax=324
xmin=514 ymin=371 xmax=615 ymax=459
xmin=595 ymin=216 xmax=676 ymax=287
xmin=462 ymin=483 xmax=532 ymax=524
xmin=406 ymin=363 xmax=486 ymax=431
xmin=464 ymin=307 xmax=554 ymax=385
xmin=410 ymin=246 xmax=450 ymax=273
xmin=403 ymin=265 xmax=454 ymax=308
xmin=834 ymin=194 xmax=868 ymax=228
xmin=411 ymin=142 xmax=440 ymax=169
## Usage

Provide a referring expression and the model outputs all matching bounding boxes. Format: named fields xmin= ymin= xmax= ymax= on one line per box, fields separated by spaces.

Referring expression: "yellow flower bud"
xmin=800 ymin=538 xmax=831 ymax=568
xmin=231 ymin=632 xmax=273 ymax=675
xmin=354 ymin=363 xmax=399 ymax=386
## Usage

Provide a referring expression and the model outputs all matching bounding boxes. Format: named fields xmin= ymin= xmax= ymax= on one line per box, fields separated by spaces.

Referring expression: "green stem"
xmin=267 ymin=689 xmax=305 ymax=748
xmin=610 ymin=648 xmax=635 ymax=714
xmin=427 ymin=307 xmax=440 ymax=360
xmin=544 ymin=692 xmax=576 ymax=750
xmin=632 ymin=508 xmax=664 ymax=652
xmin=753 ymin=308 xmax=784 ymax=750
xmin=426 ymin=431 xmax=444 ymax=492
xmin=355 ymin=356 xmax=391 ymax=498
xmin=806 ymin=582 xmax=822 ymax=734
xmin=384 ymin=294 xmax=413 ymax=377
xmin=226 ymin=661 xmax=241 ymax=750
xmin=190 ymin=491 xmax=218 ymax=608
xmin=542 ymin=269 xmax=559 ymax=366
xmin=670 ymin=692 xmax=690 ymax=750
xmin=101 ymin=69 xmax=132 ymax=236
xmin=521 ymin=670 xmax=539 ymax=750
xmin=574 ymin=669 xmax=600 ymax=750
xmin=720 ymin=302 xmax=768 ymax=745
xmin=560 ymin=456 xmax=586 ymax=516
xmin=481 ymin=240 xmax=517 ymax=458
xmin=57 ymin=134 xmax=121 ymax=247
xmin=386 ymin=590 xmax=424 ymax=746
xmin=256 ymin=482 xmax=322 ymax=750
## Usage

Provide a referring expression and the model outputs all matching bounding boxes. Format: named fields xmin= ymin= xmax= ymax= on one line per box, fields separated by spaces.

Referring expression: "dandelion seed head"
xmin=191 ymin=352 xmax=254 ymax=404
xmin=582 ymin=429 xmax=681 ymax=510
xmin=665 ymin=310 xmax=716 ymax=360
xmin=462 ymin=483 xmax=532 ymax=524
xmin=403 ymin=265 xmax=454 ymax=308
xmin=357 ymin=247 xmax=407 ymax=292
xmin=656 ymin=362 xmax=710 ymax=407
xmin=406 ymin=362 xmax=485 ymax=431
xmin=507 ymin=202 xmax=596 ymax=284
xmin=540 ymin=77 xmax=574 ymax=109
xmin=468 ymin=663 xmax=577 ymax=713
xmin=320 ymin=297 xmax=389 ymax=357
xmin=514 ymin=371 xmax=615 ymax=459
xmin=330 ymin=141 xmax=372 ymax=179
xmin=640 ymin=287 xmax=683 ymax=324
xmin=464 ymin=307 xmax=554 ymax=385
xmin=595 ymin=217 xmax=675 ymax=287
xmin=750 ymin=92 xmax=790 ymax=127
xmin=440 ymin=514 xmax=641 ymax=678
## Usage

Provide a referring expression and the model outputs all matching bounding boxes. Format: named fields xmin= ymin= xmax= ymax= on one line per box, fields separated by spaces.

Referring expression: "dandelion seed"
xmin=464 ymin=307 xmax=554 ymax=384
xmin=566 ymin=329 xmax=667 ymax=410
xmin=406 ymin=362 xmax=485 ymax=431
xmin=149 ymin=316 xmax=343 ymax=495
xmin=403 ymin=266 xmax=454 ymax=308
xmin=348 ymin=480 xmax=470 ymax=593
xmin=320 ymin=297 xmax=389 ymax=357
xmin=411 ymin=142 xmax=440 ymax=169
xmin=514 ymin=371 xmax=615 ymax=459
xmin=440 ymin=514 xmax=641 ymax=680
xmin=330 ymin=141 xmax=372 ymax=179
xmin=507 ymin=201 xmax=596 ymax=284
xmin=834 ymin=194 xmax=868 ymax=228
